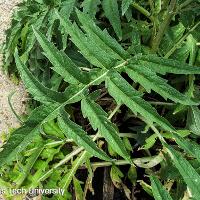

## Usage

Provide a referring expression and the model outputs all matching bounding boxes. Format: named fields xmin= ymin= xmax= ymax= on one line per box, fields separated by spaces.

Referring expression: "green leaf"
xmin=58 ymin=108 xmax=111 ymax=161
xmin=106 ymin=71 xmax=175 ymax=132
xmin=142 ymin=134 xmax=157 ymax=150
xmin=23 ymin=11 xmax=48 ymax=58
xmin=173 ymin=133 xmax=200 ymax=163
xmin=33 ymin=27 xmax=89 ymax=84
xmin=81 ymin=97 xmax=131 ymax=162
xmin=56 ymin=11 xmax=115 ymax=69
xmin=123 ymin=137 xmax=133 ymax=152
xmin=4 ymin=22 xmax=22 ymax=64
xmin=110 ymin=165 xmax=124 ymax=187
xmin=128 ymin=165 xmax=137 ymax=185
xmin=0 ymin=104 xmax=57 ymax=167
xmin=108 ymin=143 xmax=118 ymax=157
xmin=165 ymin=143 xmax=200 ymax=199
xmin=154 ymin=0 xmax=162 ymax=14
xmin=139 ymin=55 xmax=200 ymax=75
xmin=160 ymin=23 xmax=186 ymax=56
xmin=76 ymin=10 xmax=129 ymax=60
xmin=169 ymin=34 xmax=198 ymax=64
xmin=102 ymin=0 xmax=122 ymax=39
xmin=1 ymin=86 xmax=88 ymax=167
xmin=122 ymin=0 xmax=133 ymax=15
xmin=187 ymin=35 xmax=198 ymax=65
xmin=150 ymin=176 xmax=173 ymax=200
xmin=73 ymin=177 xmax=84 ymax=200
xmin=126 ymin=64 xmax=198 ymax=105
xmin=139 ymin=181 xmax=153 ymax=196
xmin=14 ymin=50 xmax=67 ymax=103
xmin=180 ymin=9 xmax=197 ymax=29
xmin=60 ymin=151 xmax=88 ymax=190
xmin=59 ymin=0 xmax=75 ymax=19
xmin=81 ymin=0 xmax=101 ymax=19
xmin=14 ymin=143 xmax=44 ymax=187
xmin=187 ymin=106 xmax=200 ymax=135
xmin=1 ymin=68 xmax=115 ymax=167
xmin=0 ymin=72 xmax=108 ymax=166
xmin=43 ymin=120 xmax=65 ymax=139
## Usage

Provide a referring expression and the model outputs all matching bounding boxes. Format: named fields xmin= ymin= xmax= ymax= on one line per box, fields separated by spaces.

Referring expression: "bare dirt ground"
xmin=0 ymin=0 xmax=27 ymax=134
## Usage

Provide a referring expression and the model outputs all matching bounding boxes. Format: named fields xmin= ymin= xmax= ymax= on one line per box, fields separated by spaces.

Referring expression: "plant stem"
xmin=132 ymin=2 xmax=154 ymax=23
xmin=164 ymin=21 xmax=200 ymax=58
xmin=37 ymin=130 xmax=136 ymax=155
xmin=108 ymin=104 xmax=121 ymax=119
xmin=44 ymin=132 xmax=137 ymax=148
xmin=85 ymin=160 xmax=131 ymax=168
xmin=151 ymin=0 xmax=177 ymax=53
xmin=79 ymin=154 xmax=163 ymax=169
xmin=8 ymin=91 xmax=24 ymax=123
xmin=148 ymin=101 xmax=175 ymax=106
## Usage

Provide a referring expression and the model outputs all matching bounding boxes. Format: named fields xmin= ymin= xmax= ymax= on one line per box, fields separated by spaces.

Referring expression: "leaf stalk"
xmin=132 ymin=2 xmax=154 ymax=23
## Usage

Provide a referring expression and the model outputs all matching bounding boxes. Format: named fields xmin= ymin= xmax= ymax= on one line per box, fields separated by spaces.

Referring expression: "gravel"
xmin=0 ymin=0 xmax=27 ymax=133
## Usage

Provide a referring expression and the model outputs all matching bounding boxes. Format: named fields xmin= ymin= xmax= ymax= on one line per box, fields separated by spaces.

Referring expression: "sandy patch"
xmin=0 ymin=0 xmax=27 ymax=133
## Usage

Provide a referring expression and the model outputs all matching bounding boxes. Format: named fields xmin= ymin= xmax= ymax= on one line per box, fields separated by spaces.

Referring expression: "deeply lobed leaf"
xmin=138 ymin=55 xmax=200 ymax=75
xmin=56 ymin=11 xmax=115 ymax=69
xmin=126 ymin=64 xmax=198 ymax=105
xmin=33 ymin=27 xmax=89 ymax=84
xmin=81 ymin=97 xmax=131 ymax=162
xmin=0 ymin=104 xmax=58 ymax=167
xmin=102 ymin=0 xmax=122 ymax=39
xmin=76 ymin=10 xmax=129 ymax=60
xmin=58 ymin=108 xmax=111 ymax=161
xmin=14 ymin=50 xmax=67 ymax=104
xmin=106 ymin=71 xmax=175 ymax=132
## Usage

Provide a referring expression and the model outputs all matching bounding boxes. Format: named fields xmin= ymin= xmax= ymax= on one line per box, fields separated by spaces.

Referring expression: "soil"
xmin=0 ymin=0 xmax=27 ymax=134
